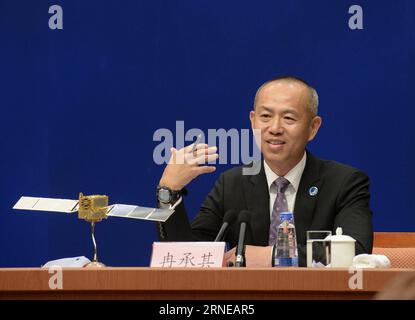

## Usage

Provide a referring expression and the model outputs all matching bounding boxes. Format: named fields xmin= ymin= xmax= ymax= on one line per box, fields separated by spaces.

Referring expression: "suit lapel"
xmin=241 ymin=153 xmax=323 ymax=246
xmin=242 ymin=161 xmax=270 ymax=246
xmin=294 ymin=151 xmax=322 ymax=244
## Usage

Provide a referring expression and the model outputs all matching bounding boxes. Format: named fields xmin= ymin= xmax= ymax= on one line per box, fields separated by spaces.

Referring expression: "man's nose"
xmin=269 ymin=117 xmax=283 ymax=135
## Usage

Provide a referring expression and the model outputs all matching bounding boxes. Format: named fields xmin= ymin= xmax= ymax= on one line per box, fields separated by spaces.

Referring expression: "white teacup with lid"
xmin=331 ymin=227 xmax=356 ymax=267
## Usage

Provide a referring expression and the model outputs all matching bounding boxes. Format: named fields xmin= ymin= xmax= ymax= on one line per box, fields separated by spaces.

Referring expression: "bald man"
xmin=156 ymin=76 xmax=373 ymax=267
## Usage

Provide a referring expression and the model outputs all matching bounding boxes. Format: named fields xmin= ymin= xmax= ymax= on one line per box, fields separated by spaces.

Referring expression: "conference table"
xmin=0 ymin=267 xmax=413 ymax=299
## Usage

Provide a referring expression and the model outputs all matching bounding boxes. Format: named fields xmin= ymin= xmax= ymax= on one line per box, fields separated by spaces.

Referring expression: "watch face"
xmin=158 ymin=188 xmax=170 ymax=202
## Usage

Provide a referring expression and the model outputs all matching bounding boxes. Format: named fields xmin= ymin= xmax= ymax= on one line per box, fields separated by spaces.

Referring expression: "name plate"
xmin=150 ymin=242 xmax=226 ymax=268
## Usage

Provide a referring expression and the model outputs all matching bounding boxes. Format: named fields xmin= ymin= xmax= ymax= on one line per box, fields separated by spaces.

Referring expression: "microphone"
xmin=214 ymin=209 xmax=238 ymax=242
xmin=235 ymin=210 xmax=251 ymax=268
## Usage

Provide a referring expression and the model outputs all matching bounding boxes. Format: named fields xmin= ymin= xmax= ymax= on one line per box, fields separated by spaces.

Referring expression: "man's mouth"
xmin=266 ymin=140 xmax=285 ymax=146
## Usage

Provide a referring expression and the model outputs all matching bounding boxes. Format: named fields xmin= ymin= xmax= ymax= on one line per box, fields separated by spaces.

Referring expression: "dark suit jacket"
xmin=158 ymin=151 xmax=373 ymax=267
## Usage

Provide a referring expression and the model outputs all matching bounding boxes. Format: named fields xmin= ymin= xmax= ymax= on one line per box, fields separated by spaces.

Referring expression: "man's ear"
xmin=249 ymin=110 xmax=255 ymax=130
xmin=308 ymin=116 xmax=322 ymax=142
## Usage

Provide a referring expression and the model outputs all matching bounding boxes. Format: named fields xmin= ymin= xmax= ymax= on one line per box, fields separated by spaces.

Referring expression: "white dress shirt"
xmin=263 ymin=152 xmax=307 ymax=220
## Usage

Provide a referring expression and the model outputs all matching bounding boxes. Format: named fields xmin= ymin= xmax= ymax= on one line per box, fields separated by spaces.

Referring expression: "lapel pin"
xmin=309 ymin=186 xmax=318 ymax=196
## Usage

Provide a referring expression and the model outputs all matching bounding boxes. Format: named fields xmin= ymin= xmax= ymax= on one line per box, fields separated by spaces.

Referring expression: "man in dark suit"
xmin=156 ymin=76 xmax=373 ymax=267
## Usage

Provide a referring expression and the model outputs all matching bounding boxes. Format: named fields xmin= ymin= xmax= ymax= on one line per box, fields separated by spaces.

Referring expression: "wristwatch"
xmin=156 ymin=185 xmax=182 ymax=204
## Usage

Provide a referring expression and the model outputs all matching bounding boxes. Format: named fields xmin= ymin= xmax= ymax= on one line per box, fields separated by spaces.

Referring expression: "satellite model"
xmin=13 ymin=193 xmax=174 ymax=267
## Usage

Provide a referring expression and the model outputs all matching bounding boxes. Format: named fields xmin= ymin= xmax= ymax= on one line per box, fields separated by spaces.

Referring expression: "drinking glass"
xmin=306 ymin=231 xmax=332 ymax=268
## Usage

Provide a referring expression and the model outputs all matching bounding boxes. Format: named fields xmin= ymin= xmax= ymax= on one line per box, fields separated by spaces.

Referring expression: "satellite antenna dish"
xmin=13 ymin=193 xmax=174 ymax=267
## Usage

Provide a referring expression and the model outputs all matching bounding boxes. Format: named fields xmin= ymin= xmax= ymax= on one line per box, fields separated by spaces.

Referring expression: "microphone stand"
xmin=235 ymin=221 xmax=247 ymax=267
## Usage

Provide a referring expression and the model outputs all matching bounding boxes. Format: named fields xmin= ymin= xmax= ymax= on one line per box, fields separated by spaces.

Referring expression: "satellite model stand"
xmin=78 ymin=193 xmax=108 ymax=267
xmin=13 ymin=193 xmax=175 ymax=267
